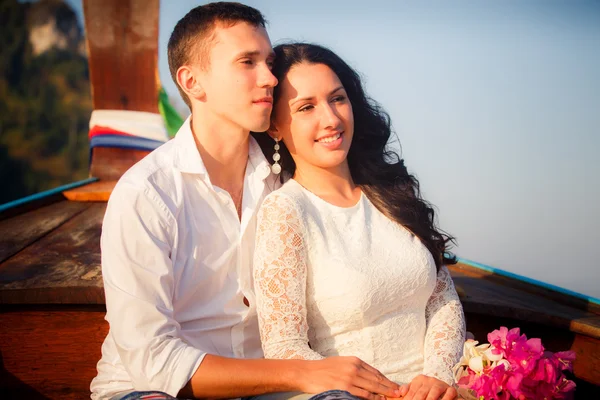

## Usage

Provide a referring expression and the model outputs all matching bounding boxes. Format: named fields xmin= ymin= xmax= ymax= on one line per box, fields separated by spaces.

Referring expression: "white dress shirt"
xmin=90 ymin=118 xmax=280 ymax=399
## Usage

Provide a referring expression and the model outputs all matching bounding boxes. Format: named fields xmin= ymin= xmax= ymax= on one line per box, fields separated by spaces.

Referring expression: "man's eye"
xmin=241 ymin=59 xmax=254 ymax=65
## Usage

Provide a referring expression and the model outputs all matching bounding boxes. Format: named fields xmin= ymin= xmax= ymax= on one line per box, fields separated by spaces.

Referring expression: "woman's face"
xmin=272 ymin=62 xmax=354 ymax=172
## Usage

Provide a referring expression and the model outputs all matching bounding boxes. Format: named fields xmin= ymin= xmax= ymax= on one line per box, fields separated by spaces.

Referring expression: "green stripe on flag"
xmin=159 ymin=87 xmax=185 ymax=137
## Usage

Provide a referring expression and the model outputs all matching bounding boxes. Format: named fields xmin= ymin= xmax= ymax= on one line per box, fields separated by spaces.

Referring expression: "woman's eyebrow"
xmin=290 ymin=86 xmax=345 ymax=106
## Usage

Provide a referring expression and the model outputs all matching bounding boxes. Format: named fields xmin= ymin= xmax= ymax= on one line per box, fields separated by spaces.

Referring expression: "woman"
xmin=252 ymin=43 xmax=465 ymax=400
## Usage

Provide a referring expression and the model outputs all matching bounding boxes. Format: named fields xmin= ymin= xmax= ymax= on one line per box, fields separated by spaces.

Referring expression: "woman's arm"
xmin=253 ymin=193 xmax=325 ymax=360
xmin=422 ymin=265 xmax=466 ymax=385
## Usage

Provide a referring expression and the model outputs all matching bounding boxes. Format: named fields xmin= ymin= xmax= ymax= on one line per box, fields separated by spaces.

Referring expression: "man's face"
xmin=198 ymin=22 xmax=277 ymax=132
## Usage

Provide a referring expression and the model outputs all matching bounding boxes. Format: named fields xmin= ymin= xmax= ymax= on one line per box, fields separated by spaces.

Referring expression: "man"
xmin=91 ymin=3 xmax=401 ymax=399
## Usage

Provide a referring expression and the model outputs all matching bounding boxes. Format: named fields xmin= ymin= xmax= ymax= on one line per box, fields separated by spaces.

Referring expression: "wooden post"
xmin=83 ymin=0 xmax=160 ymax=181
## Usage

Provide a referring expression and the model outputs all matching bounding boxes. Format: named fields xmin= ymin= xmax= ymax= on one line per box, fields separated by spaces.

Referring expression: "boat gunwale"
xmin=0 ymin=177 xmax=98 ymax=221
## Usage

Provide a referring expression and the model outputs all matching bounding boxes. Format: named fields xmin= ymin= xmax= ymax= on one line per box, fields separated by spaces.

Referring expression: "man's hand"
xmin=299 ymin=356 xmax=401 ymax=400
xmin=397 ymin=375 xmax=457 ymax=400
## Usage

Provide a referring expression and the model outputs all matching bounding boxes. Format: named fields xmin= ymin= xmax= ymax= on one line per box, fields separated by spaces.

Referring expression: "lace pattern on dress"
xmin=422 ymin=266 xmax=466 ymax=385
xmin=253 ymin=193 xmax=324 ymax=360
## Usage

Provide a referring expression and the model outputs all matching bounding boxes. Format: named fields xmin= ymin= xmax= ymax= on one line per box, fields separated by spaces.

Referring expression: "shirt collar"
xmin=173 ymin=116 xmax=273 ymax=182
xmin=248 ymin=134 xmax=274 ymax=181
xmin=172 ymin=116 xmax=208 ymax=175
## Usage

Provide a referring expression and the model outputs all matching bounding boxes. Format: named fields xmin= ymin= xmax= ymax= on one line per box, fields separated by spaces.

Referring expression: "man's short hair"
xmin=167 ymin=2 xmax=267 ymax=108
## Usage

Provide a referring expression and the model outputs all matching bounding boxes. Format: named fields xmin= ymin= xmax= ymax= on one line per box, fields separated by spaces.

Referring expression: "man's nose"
xmin=259 ymin=65 xmax=278 ymax=88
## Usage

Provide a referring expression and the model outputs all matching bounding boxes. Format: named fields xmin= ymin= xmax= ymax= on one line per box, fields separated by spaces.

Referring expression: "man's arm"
xmin=102 ymin=183 xmax=204 ymax=396
xmin=179 ymin=355 xmax=402 ymax=400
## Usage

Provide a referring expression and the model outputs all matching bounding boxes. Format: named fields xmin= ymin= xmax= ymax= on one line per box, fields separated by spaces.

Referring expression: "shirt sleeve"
xmin=101 ymin=182 xmax=205 ymax=396
xmin=422 ymin=265 xmax=466 ymax=386
xmin=253 ymin=193 xmax=325 ymax=361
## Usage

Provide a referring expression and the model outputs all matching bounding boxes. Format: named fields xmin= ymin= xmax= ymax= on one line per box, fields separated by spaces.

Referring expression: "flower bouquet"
xmin=453 ymin=327 xmax=576 ymax=399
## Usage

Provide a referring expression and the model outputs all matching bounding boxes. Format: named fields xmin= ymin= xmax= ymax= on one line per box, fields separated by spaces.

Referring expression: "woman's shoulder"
xmin=261 ymin=179 xmax=308 ymax=215
xmin=263 ymin=179 xmax=306 ymax=204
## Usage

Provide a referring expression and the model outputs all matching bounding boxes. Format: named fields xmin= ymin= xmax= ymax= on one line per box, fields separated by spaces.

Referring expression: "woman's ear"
xmin=267 ymin=122 xmax=279 ymax=140
xmin=176 ymin=65 xmax=205 ymax=100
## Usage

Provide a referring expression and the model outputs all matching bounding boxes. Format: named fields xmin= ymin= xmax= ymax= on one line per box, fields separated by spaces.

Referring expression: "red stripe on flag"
xmin=89 ymin=125 xmax=137 ymax=139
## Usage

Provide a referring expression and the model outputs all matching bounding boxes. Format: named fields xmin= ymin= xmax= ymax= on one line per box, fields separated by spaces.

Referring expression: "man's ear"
xmin=176 ymin=65 xmax=205 ymax=100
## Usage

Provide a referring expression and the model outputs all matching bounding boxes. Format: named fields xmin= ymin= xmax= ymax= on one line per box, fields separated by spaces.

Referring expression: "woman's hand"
xmin=397 ymin=374 xmax=458 ymax=400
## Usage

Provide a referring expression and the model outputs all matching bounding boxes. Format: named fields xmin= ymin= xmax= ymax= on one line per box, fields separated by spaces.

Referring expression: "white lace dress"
xmin=253 ymin=179 xmax=466 ymax=385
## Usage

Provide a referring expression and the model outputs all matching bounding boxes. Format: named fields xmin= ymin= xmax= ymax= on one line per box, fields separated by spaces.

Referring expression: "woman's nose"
xmin=321 ymin=104 xmax=341 ymax=129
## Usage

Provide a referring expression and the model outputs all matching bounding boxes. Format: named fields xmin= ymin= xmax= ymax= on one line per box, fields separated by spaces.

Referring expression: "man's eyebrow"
xmin=235 ymin=50 xmax=276 ymax=59
xmin=290 ymin=86 xmax=345 ymax=106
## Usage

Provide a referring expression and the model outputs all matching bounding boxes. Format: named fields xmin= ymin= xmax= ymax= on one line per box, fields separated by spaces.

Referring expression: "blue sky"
xmin=66 ymin=0 xmax=600 ymax=298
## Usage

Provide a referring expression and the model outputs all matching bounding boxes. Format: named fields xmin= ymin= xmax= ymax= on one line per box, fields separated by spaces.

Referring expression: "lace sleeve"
xmin=253 ymin=193 xmax=325 ymax=361
xmin=422 ymin=265 xmax=466 ymax=385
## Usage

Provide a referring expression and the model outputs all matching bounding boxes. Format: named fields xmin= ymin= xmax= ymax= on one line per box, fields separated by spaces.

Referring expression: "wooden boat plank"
xmin=572 ymin=334 xmax=600 ymax=386
xmin=0 ymin=203 xmax=107 ymax=304
xmin=0 ymin=192 xmax=66 ymax=222
xmin=63 ymin=180 xmax=117 ymax=202
xmin=0 ymin=200 xmax=91 ymax=264
xmin=450 ymin=262 xmax=600 ymax=315
xmin=451 ymin=270 xmax=600 ymax=339
xmin=0 ymin=307 xmax=108 ymax=399
xmin=451 ymin=267 xmax=591 ymax=317
xmin=454 ymin=271 xmax=591 ymax=319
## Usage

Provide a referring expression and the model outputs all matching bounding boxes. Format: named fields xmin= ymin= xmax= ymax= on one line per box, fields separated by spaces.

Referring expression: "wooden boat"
xmin=0 ymin=0 xmax=599 ymax=398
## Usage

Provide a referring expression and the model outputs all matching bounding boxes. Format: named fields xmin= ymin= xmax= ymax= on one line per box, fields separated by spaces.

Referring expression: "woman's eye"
xmin=298 ymin=105 xmax=314 ymax=112
xmin=332 ymin=95 xmax=346 ymax=102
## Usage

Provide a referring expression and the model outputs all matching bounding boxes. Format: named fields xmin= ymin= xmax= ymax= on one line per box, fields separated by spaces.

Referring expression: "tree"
xmin=0 ymin=0 xmax=92 ymax=204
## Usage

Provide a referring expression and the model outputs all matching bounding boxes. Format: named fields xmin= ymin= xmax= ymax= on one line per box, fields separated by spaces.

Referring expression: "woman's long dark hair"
xmin=251 ymin=43 xmax=456 ymax=270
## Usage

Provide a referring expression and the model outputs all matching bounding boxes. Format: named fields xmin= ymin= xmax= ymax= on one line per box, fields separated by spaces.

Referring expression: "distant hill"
xmin=0 ymin=0 xmax=92 ymax=204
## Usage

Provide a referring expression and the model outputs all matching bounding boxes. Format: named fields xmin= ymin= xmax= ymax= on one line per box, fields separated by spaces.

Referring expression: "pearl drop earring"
xmin=271 ymin=138 xmax=282 ymax=175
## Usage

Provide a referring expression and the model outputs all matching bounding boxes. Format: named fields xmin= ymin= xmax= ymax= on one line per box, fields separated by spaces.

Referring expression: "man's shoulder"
xmin=110 ymin=140 xmax=183 ymax=211
xmin=122 ymin=139 xmax=178 ymax=179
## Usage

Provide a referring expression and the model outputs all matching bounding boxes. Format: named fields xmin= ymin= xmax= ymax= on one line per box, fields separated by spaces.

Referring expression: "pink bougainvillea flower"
xmin=554 ymin=376 xmax=577 ymax=399
xmin=457 ymin=327 xmax=577 ymax=400
xmin=504 ymin=369 xmax=524 ymax=399
xmin=470 ymin=373 xmax=501 ymax=400
xmin=553 ymin=351 xmax=576 ymax=372
xmin=508 ymin=337 xmax=544 ymax=375
xmin=529 ymin=356 xmax=556 ymax=383
xmin=487 ymin=327 xmax=510 ymax=351
xmin=488 ymin=327 xmax=526 ymax=358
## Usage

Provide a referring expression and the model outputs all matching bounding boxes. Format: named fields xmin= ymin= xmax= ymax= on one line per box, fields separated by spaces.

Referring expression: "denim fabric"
xmin=113 ymin=391 xmax=181 ymax=400
xmin=115 ymin=389 xmax=358 ymax=400
xmin=308 ymin=390 xmax=361 ymax=400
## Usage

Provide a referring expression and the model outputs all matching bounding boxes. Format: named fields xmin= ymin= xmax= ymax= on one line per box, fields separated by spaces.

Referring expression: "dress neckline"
xmin=289 ymin=179 xmax=365 ymax=211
